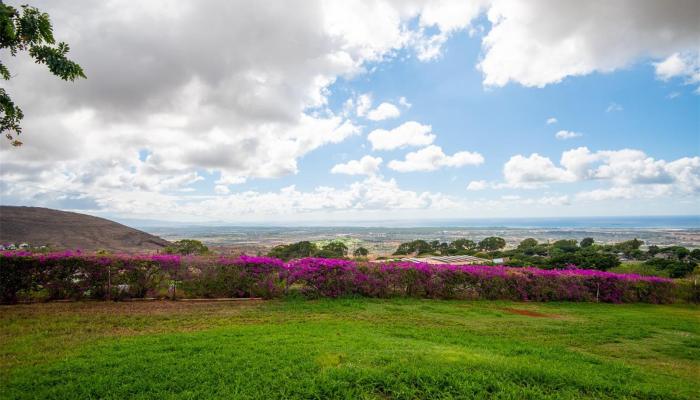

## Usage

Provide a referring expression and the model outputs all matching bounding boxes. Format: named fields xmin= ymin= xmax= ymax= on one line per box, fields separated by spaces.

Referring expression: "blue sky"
xmin=1 ymin=1 xmax=698 ymax=222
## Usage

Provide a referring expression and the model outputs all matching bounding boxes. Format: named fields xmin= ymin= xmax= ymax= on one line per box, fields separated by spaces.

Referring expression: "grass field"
xmin=1 ymin=299 xmax=698 ymax=399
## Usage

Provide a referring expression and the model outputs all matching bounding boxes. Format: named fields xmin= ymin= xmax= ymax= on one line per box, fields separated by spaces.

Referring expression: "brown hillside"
xmin=0 ymin=206 xmax=170 ymax=252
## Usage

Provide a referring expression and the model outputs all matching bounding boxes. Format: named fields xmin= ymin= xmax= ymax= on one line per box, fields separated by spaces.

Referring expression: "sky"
xmin=0 ymin=0 xmax=699 ymax=223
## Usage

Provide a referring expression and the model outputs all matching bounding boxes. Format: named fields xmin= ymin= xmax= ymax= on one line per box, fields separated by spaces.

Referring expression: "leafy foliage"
xmin=353 ymin=247 xmax=369 ymax=257
xmin=163 ymin=239 xmax=209 ymax=255
xmin=0 ymin=3 xmax=85 ymax=146
xmin=388 ymin=236 xmax=699 ymax=276
xmin=478 ymin=236 xmax=507 ymax=251
xmin=268 ymin=240 xmax=349 ymax=260
xmin=580 ymin=237 xmax=595 ymax=247
xmin=316 ymin=241 xmax=348 ymax=259
xmin=393 ymin=240 xmax=433 ymax=256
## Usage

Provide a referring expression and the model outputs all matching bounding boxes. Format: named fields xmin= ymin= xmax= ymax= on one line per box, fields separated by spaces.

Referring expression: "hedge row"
xmin=0 ymin=251 xmax=684 ymax=304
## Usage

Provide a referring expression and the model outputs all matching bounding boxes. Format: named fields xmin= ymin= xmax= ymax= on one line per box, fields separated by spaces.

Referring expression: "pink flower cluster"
xmin=0 ymin=251 xmax=675 ymax=303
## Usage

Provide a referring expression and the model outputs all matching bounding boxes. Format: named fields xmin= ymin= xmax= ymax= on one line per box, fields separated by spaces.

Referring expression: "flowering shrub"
xmin=179 ymin=255 xmax=286 ymax=299
xmin=0 ymin=251 xmax=681 ymax=304
xmin=286 ymin=258 xmax=358 ymax=297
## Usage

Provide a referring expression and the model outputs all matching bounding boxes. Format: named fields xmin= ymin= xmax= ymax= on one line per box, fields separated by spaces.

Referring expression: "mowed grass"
xmin=1 ymin=299 xmax=698 ymax=399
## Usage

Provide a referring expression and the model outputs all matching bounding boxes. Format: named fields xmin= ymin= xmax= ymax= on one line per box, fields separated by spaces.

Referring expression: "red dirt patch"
xmin=501 ymin=307 xmax=557 ymax=318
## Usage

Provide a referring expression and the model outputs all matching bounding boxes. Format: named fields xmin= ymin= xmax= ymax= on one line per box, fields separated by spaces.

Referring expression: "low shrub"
xmin=0 ymin=251 xmax=678 ymax=304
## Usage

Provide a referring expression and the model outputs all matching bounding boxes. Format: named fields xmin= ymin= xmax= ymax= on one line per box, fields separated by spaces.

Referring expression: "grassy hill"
xmin=0 ymin=206 xmax=169 ymax=252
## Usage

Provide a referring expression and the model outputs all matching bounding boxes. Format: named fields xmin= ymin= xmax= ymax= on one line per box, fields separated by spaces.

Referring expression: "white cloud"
xmin=2 ymin=0 xmax=698 ymax=220
xmin=498 ymin=147 xmax=699 ymax=201
xmin=367 ymin=102 xmax=401 ymax=121
xmin=654 ymin=51 xmax=700 ymax=89
xmin=467 ymin=180 xmax=488 ymax=191
xmin=330 ymin=155 xmax=383 ymax=176
xmin=356 ymin=93 xmax=373 ymax=117
xmin=546 ymin=117 xmax=558 ymax=125
xmin=414 ymin=0 xmax=489 ymax=60
xmin=499 ymin=194 xmax=570 ymax=206
xmin=367 ymin=121 xmax=436 ymax=151
xmin=555 ymin=130 xmax=582 ymax=140
xmin=388 ymin=145 xmax=484 ymax=172
xmin=537 ymin=195 xmax=571 ymax=206
xmin=398 ymin=96 xmax=412 ymax=108
xmin=606 ymin=102 xmax=623 ymax=113
xmin=478 ymin=0 xmax=700 ymax=88
xmin=501 ymin=195 xmax=520 ymax=200
xmin=178 ymin=176 xmax=461 ymax=218
xmin=419 ymin=0 xmax=489 ymax=33
xmin=214 ymin=185 xmax=231 ymax=195
xmin=502 ymin=153 xmax=576 ymax=187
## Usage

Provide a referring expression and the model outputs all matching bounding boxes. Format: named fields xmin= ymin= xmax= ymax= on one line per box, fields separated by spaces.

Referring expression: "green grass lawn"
xmin=1 ymin=299 xmax=698 ymax=399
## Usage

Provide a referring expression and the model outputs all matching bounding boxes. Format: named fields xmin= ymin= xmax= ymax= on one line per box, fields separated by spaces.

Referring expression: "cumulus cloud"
xmin=367 ymin=102 xmax=401 ymax=121
xmin=214 ymin=185 xmax=231 ymax=195
xmin=479 ymin=0 xmax=700 ymax=87
xmin=330 ymin=155 xmax=383 ymax=176
xmin=654 ymin=51 xmax=700 ymax=90
xmin=499 ymin=147 xmax=699 ymax=200
xmin=2 ymin=0 xmax=698 ymax=220
xmin=555 ymin=130 xmax=582 ymax=140
xmin=355 ymin=93 xmax=373 ymax=117
xmin=0 ymin=0 xmax=491 ymax=220
xmin=467 ymin=180 xmax=488 ymax=191
xmin=367 ymin=121 xmax=436 ymax=151
xmin=502 ymin=153 xmax=576 ymax=187
xmin=202 ymin=176 xmax=456 ymax=215
xmin=413 ymin=0 xmax=489 ymax=61
xmin=388 ymin=145 xmax=484 ymax=172
xmin=546 ymin=117 xmax=558 ymax=125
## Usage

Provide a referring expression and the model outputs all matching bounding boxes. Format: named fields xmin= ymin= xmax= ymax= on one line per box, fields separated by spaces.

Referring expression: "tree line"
xmin=268 ymin=241 xmax=368 ymax=261
xmin=158 ymin=237 xmax=698 ymax=278
xmin=391 ymin=237 xmax=699 ymax=277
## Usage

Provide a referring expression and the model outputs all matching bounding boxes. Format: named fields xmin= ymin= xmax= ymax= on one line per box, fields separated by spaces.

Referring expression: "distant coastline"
xmin=129 ymin=215 xmax=700 ymax=230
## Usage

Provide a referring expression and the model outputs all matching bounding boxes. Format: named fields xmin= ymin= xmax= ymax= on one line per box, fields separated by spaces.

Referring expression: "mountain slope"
xmin=0 ymin=206 xmax=169 ymax=252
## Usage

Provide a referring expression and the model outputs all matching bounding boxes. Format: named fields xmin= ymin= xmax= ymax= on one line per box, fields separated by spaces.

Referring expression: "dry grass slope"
xmin=0 ymin=206 xmax=169 ymax=252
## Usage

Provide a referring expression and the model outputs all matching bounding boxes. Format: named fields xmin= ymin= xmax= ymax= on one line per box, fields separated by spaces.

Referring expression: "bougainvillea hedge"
xmin=0 ymin=251 xmax=682 ymax=304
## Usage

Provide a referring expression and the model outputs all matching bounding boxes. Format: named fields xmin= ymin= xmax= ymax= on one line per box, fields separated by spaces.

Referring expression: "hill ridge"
xmin=0 ymin=206 xmax=170 ymax=252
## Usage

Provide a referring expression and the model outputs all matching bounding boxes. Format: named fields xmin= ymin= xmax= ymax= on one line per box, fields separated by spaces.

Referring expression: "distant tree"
xmin=164 ymin=239 xmax=209 ymax=255
xmin=580 ymin=237 xmax=594 ymax=248
xmin=478 ymin=237 xmax=506 ymax=252
xmin=316 ymin=241 xmax=348 ymax=258
xmin=268 ymin=241 xmax=318 ymax=260
xmin=551 ymin=239 xmax=578 ymax=253
xmin=580 ymin=253 xmax=620 ymax=271
xmin=614 ymin=239 xmax=643 ymax=256
xmin=393 ymin=240 xmax=433 ymax=256
xmin=691 ymin=249 xmax=700 ymax=262
xmin=353 ymin=247 xmax=369 ymax=257
xmin=451 ymin=239 xmax=477 ymax=252
xmin=517 ymin=238 xmax=538 ymax=250
xmin=547 ymin=253 xmax=582 ymax=269
xmin=1 ymin=3 xmax=85 ymax=146
xmin=645 ymin=258 xmax=696 ymax=278
xmin=647 ymin=245 xmax=661 ymax=256
xmin=671 ymin=246 xmax=690 ymax=260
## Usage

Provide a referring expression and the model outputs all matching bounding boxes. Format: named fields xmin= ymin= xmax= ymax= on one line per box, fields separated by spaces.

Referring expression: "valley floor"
xmin=1 ymin=299 xmax=698 ymax=399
